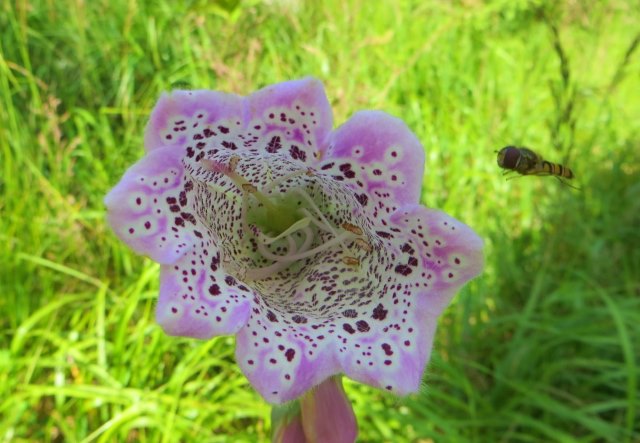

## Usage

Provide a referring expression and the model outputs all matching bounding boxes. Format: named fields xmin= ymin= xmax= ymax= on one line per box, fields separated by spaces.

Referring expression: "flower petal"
xmin=157 ymin=239 xmax=253 ymax=339
xmin=235 ymin=311 xmax=340 ymax=404
xmin=144 ymin=90 xmax=244 ymax=152
xmin=336 ymin=204 xmax=483 ymax=394
xmin=389 ymin=204 xmax=484 ymax=315
xmin=320 ymin=110 xmax=425 ymax=214
xmin=104 ymin=146 xmax=195 ymax=264
xmin=245 ymin=77 xmax=333 ymax=164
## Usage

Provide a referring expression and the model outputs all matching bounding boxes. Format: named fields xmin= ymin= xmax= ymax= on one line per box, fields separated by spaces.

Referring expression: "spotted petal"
xmin=335 ymin=204 xmax=483 ymax=394
xmin=144 ymin=90 xmax=244 ymax=152
xmin=157 ymin=239 xmax=252 ymax=339
xmin=245 ymin=77 xmax=333 ymax=163
xmin=104 ymin=146 xmax=194 ymax=264
xmin=235 ymin=310 xmax=339 ymax=404
xmin=320 ymin=110 xmax=425 ymax=215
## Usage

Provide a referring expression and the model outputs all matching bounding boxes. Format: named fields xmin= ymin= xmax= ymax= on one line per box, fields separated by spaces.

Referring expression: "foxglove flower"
xmin=105 ymin=78 xmax=483 ymax=405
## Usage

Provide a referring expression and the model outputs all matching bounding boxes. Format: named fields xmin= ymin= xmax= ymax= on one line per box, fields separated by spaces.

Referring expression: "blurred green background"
xmin=1 ymin=0 xmax=638 ymax=441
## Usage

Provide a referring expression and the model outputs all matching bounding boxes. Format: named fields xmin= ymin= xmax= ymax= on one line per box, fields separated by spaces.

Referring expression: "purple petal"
xmin=245 ymin=77 xmax=333 ymax=163
xmin=389 ymin=204 xmax=484 ymax=315
xmin=144 ymin=90 xmax=244 ymax=152
xmin=321 ymin=110 xmax=425 ymax=213
xmin=156 ymin=239 xmax=252 ymax=339
xmin=104 ymin=146 xmax=194 ymax=264
xmin=235 ymin=312 xmax=340 ymax=404
xmin=336 ymin=204 xmax=483 ymax=394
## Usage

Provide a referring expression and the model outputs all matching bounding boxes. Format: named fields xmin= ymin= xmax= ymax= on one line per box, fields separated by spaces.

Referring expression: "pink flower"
xmin=105 ymin=78 xmax=483 ymax=405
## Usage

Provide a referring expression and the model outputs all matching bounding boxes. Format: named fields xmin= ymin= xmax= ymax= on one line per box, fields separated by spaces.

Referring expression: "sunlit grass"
xmin=1 ymin=0 xmax=639 ymax=441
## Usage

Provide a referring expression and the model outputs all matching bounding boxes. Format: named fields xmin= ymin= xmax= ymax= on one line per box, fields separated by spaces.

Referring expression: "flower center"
xmin=202 ymin=157 xmax=368 ymax=281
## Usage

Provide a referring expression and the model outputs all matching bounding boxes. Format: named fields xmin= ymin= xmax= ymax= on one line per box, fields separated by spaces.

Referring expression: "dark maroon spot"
xmin=144 ymin=221 xmax=151 ymax=230
xmin=166 ymin=197 xmax=177 ymax=204
xmin=266 ymin=136 xmax=283 ymax=153
xmin=343 ymin=324 xmax=355 ymax=334
xmin=248 ymin=359 xmax=254 ymax=365
xmin=342 ymin=309 xmax=357 ymax=318
xmin=356 ymin=320 xmax=370 ymax=332
xmin=408 ymin=257 xmax=418 ymax=267
xmin=339 ymin=163 xmax=352 ymax=172
xmin=193 ymin=133 xmax=204 ymax=140
xmin=208 ymin=284 xmax=221 ymax=296
xmin=376 ymin=230 xmax=392 ymax=239
xmin=269 ymin=358 xmax=277 ymax=364
xmin=285 ymin=374 xmax=291 ymax=380
xmin=395 ymin=264 xmax=412 ymax=276
xmin=135 ymin=197 xmax=142 ymax=205
xmin=222 ymin=140 xmax=238 ymax=150
xmin=448 ymin=272 xmax=454 ymax=278
xmin=128 ymin=228 xmax=135 ymax=234
xmin=179 ymin=191 xmax=187 ymax=206
xmin=373 ymin=169 xmax=382 ymax=176
xmin=292 ymin=315 xmax=308 ymax=324
xmin=401 ymin=243 xmax=414 ymax=254
xmin=225 ymin=276 xmax=236 ymax=286
xmin=344 ymin=170 xmax=356 ymax=179
xmin=203 ymin=128 xmax=215 ymax=137
xmin=372 ymin=303 xmax=388 ymax=321
xmin=183 ymin=212 xmax=197 ymax=224
xmin=289 ymin=145 xmax=307 ymax=161
xmin=171 ymin=307 xmax=178 ymax=313
xmin=454 ymin=257 xmax=461 ymax=265
xmin=321 ymin=162 xmax=334 ymax=170
xmin=285 ymin=348 xmax=295 ymax=362
xmin=266 ymin=310 xmax=279 ymax=322
xmin=218 ymin=126 xmax=229 ymax=134
xmin=382 ymin=343 xmax=393 ymax=356
xmin=404 ymin=340 xmax=411 ymax=346
xmin=166 ymin=134 xmax=172 ymax=140
xmin=384 ymin=360 xmax=392 ymax=366
xmin=174 ymin=217 xmax=185 ymax=227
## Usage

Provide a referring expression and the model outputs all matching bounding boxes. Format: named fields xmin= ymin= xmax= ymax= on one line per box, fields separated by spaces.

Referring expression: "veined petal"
xmin=321 ymin=110 xmax=425 ymax=214
xmin=144 ymin=90 xmax=244 ymax=152
xmin=157 ymin=238 xmax=252 ymax=339
xmin=104 ymin=146 xmax=194 ymax=264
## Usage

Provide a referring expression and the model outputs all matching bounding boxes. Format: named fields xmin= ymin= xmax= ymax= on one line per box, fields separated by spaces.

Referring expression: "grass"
xmin=1 ymin=0 xmax=639 ymax=441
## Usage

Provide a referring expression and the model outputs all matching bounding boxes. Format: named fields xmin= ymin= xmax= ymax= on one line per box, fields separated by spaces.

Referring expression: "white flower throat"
xmin=201 ymin=156 xmax=369 ymax=281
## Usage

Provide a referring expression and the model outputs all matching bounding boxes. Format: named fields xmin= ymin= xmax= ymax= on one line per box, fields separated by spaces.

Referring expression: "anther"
xmin=354 ymin=238 xmax=373 ymax=252
xmin=229 ymin=156 xmax=240 ymax=171
xmin=242 ymin=183 xmax=257 ymax=193
xmin=342 ymin=256 xmax=360 ymax=266
xmin=341 ymin=222 xmax=363 ymax=236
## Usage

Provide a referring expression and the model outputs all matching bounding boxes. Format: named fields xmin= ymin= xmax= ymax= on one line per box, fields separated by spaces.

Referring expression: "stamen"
xmin=261 ymin=218 xmax=312 ymax=245
xmin=258 ymin=230 xmax=355 ymax=263
xmin=244 ymin=236 xmax=298 ymax=281
xmin=341 ymin=222 xmax=363 ymax=236
xmin=342 ymin=256 xmax=360 ymax=266
xmin=295 ymin=189 xmax=350 ymax=254
xmin=354 ymin=237 xmax=373 ymax=252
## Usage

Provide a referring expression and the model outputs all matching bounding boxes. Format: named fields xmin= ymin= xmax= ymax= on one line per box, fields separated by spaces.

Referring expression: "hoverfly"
xmin=496 ymin=145 xmax=577 ymax=188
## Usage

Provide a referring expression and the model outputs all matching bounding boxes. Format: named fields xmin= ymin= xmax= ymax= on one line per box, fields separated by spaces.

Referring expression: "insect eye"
xmin=502 ymin=147 xmax=520 ymax=168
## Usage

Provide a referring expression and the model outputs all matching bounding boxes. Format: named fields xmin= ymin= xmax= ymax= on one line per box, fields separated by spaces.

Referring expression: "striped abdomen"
xmin=540 ymin=160 xmax=574 ymax=179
